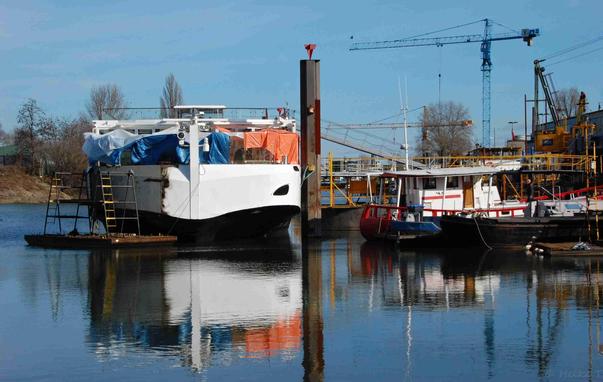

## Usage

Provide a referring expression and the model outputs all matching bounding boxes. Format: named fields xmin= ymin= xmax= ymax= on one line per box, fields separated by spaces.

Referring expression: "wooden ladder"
xmin=99 ymin=170 xmax=141 ymax=235
xmin=100 ymin=172 xmax=117 ymax=233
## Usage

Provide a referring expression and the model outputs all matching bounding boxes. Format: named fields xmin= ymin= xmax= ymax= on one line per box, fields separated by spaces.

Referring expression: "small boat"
xmin=360 ymin=204 xmax=441 ymax=241
xmin=360 ymin=166 xmax=525 ymax=242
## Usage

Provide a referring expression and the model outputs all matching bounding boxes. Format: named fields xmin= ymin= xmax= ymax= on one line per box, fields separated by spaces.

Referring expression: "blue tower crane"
xmin=350 ymin=18 xmax=539 ymax=147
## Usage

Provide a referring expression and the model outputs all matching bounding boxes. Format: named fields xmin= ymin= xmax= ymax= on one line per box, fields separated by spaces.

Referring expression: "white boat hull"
xmin=93 ymin=164 xmax=301 ymax=242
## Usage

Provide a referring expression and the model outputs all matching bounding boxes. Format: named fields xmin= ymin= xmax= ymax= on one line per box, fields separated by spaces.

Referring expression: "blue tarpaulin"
xmin=83 ymin=130 xmax=231 ymax=165
xmin=176 ymin=132 xmax=231 ymax=165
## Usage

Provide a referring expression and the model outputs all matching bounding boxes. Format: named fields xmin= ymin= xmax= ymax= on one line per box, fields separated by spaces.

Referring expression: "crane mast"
xmin=350 ymin=19 xmax=539 ymax=148
xmin=534 ymin=60 xmax=561 ymax=128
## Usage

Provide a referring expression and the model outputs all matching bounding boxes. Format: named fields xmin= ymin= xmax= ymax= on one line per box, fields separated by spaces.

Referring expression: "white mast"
xmin=189 ymin=108 xmax=200 ymax=219
xmin=399 ymin=76 xmax=410 ymax=171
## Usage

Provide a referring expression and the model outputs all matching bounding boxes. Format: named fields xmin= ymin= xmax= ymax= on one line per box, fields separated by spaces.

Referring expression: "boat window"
xmin=423 ymin=177 xmax=437 ymax=190
xmin=446 ymin=176 xmax=459 ymax=188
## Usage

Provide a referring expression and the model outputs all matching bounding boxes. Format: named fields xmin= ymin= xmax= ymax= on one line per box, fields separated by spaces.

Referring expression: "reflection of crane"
xmin=350 ymin=18 xmax=539 ymax=147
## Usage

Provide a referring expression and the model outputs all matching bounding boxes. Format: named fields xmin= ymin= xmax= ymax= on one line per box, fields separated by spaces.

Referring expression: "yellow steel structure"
xmin=321 ymin=152 xmax=594 ymax=208
xmin=323 ymin=152 xmax=359 ymax=208
xmin=323 ymin=154 xmax=589 ymax=173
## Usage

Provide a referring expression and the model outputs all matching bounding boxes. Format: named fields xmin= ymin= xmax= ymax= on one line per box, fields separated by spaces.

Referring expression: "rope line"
xmin=473 ymin=215 xmax=493 ymax=250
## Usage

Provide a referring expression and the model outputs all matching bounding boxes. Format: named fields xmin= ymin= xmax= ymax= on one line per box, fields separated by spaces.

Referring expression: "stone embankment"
xmin=0 ymin=166 xmax=70 ymax=204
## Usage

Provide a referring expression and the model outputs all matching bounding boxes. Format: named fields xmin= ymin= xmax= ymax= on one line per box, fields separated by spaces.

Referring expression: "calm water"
xmin=1 ymin=204 xmax=603 ymax=381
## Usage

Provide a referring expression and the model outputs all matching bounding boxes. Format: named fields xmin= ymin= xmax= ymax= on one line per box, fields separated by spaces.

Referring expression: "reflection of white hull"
xmin=99 ymin=164 xmax=301 ymax=240
xmin=164 ymin=259 xmax=301 ymax=325
xmin=422 ymin=271 xmax=500 ymax=303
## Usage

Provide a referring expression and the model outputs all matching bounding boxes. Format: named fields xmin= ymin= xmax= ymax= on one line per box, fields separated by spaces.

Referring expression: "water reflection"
xmin=302 ymin=237 xmax=324 ymax=382
xmin=86 ymin=243 xmax=302 ymax=372
xmin=352 ymin=243 xmax=603 ymax=379
xmin=15 ymin=224 xmax=603 ymax=380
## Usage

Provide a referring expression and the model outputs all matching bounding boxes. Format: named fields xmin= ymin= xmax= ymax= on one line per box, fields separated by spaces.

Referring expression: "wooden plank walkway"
xmin=24 ymin=234 xmax=177 ymax=249
xmin=531 ymin=242 xmax=603 ymax=257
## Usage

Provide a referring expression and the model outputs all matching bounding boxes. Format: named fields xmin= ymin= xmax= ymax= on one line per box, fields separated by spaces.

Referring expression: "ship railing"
xmin=321 ymin=156 xmax=397 ymax=176
xmin=423 ymin=206 xmax=525 ymax=218
xmin=363 ymin=203 xmax=526 ymax=221
xmin=99 ymin=107 xmax=296 ymax=122
xmin=325 ymin=154 xmax=588 ymax=173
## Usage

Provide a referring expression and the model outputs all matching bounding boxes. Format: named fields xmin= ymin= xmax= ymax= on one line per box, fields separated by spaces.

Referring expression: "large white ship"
xmin=83 ymin=105 xmax=301 ymax=242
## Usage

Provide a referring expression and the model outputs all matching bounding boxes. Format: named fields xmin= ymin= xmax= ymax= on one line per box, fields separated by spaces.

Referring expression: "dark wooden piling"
xmin=300 ymin=59 xmax=322 ymax=237
xmin=302 ymin=237 xmax=324 ymax=381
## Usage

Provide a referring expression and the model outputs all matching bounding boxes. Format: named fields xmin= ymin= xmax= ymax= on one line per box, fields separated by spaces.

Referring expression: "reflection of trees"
xmin=87 ymin=249 xmax=175 ymax=359
xmin=17 ymin=250 xmax=88 ymax=320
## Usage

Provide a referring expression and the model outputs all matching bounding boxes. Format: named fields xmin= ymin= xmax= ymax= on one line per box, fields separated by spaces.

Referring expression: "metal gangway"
xmin=321 ymin=129 xmax=426 ymax=169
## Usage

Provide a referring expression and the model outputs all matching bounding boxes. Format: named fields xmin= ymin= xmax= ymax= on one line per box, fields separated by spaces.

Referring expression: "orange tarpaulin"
xmin=243 ymin=130 xmax=299 ymax=164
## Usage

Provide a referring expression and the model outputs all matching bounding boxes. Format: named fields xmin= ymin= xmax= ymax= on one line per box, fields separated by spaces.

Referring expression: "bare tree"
xmin=160 ymin=73 xmax=184 ymax=118
xmin=418 ymin=101 xmax=472 ymax=156
xmin=15 ymin=98 xmax=45 ymax=173
xmin=86 ymin=84 xmax=128 ymax=120
xmin=35 ymin=116 xmax=91 ymax=174
xmin=554 ymin=87 xmax=580 ymax=119
xmin=0 ymin=122 xmax=9 ymax=145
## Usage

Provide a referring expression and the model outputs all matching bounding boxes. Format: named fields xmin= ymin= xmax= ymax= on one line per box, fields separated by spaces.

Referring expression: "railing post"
xmin=328 ymin=152 xmax=334 ymax=207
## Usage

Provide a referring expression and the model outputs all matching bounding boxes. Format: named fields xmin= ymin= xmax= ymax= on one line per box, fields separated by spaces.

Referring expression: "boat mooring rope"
xmin=473 ymin=215 xmax=493 ymax=250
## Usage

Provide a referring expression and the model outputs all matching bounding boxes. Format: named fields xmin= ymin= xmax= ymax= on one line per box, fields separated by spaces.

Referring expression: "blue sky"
xmin=1 ymin=0 xmax=602 ymax=155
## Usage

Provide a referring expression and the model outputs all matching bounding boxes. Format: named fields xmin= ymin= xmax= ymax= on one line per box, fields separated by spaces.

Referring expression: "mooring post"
xmin=300 ymin=45 xmax=322 ymax=237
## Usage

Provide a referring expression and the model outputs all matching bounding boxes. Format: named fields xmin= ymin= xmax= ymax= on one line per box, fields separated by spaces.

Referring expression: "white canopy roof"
xmin=383 ymin=166 xmax=500 ymax=178
xmin=173 ymin=105 xmax=226 ymax=109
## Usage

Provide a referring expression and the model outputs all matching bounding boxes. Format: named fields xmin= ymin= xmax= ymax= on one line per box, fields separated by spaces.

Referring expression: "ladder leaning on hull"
xmin=98 ymin=170 xmax=141 ymax=235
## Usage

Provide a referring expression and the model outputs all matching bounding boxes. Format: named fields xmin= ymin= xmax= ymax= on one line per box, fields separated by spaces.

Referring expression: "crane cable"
xmin=402 ymin=19 xmax=485 ymax=40
xmin=548 ymin=44 xmax=603 ymax=67
xmin=489 ymin=20 xmax=520 ymax=34
xmin=543 ymin=35 xmax=603 ymax=61
xmin=365 ymin=18 xmax=519 ymax=44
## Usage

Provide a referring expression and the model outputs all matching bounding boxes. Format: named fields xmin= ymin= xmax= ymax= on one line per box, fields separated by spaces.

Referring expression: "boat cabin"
xmin=380 ymin=166 xmax=522 ymax=216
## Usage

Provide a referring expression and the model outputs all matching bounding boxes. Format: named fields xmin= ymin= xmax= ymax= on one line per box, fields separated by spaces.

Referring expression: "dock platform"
xmin=531 ymin=242 xmax=603 ymax=257
xmin=24 ymin=234 xmax=178 ymax=249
